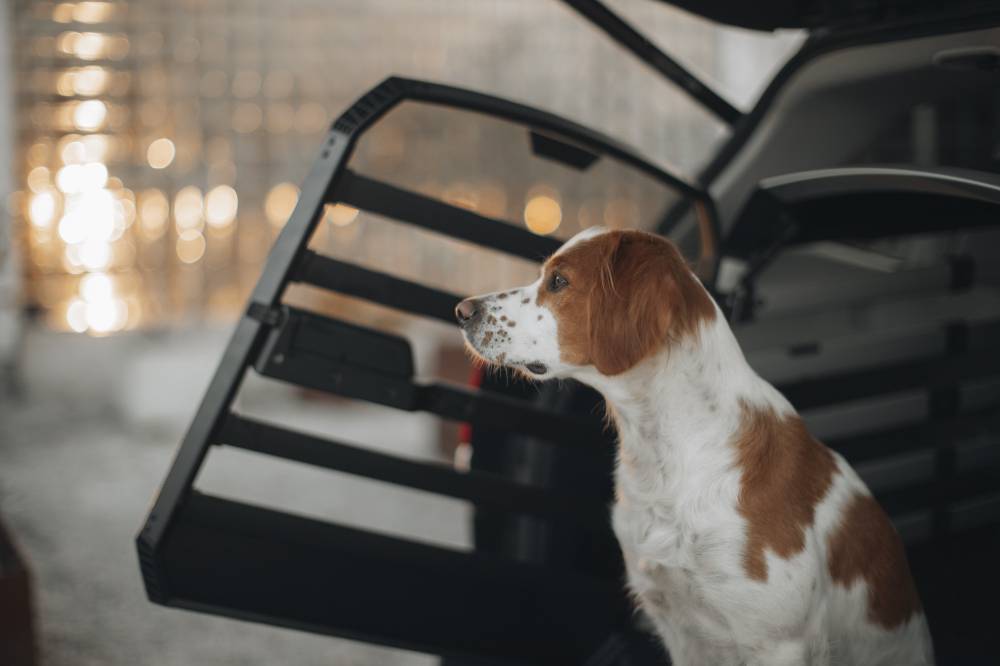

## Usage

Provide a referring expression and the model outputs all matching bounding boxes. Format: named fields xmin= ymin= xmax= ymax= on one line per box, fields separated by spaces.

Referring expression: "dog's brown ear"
xmin=587 ymin=232 xmax=714 ymax=376
xmin=587 ymin=232 xmax=673 ymax=375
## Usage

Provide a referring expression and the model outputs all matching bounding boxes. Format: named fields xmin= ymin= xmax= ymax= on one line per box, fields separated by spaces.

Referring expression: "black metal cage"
xmin=136 ymin=76 xmax=715 ymax=665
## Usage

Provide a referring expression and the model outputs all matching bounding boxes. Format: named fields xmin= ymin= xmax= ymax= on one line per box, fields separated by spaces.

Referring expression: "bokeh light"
xmin=69 ymin=66 xmax=109 ymax=95
xmin=325 ymin=203 xmax=359 ymax=227
xmin=176 ymin=229 xmax=206 ymax=264
xmin=174 ymin=186 xmax=204 ymax=231
xmin=205 ymin=185 xmax=238 ymax=228
xmin=66 ymin=297 xmax=88 ymax=332
xmin=74 ymin=272 xmax=128 ymax=335
xmin=52 ymin=3 xmax=75 ymax=23
xmin=232 ymin=103 xmax=262 ymax=133
xmin=72 ymin=32 xmax=107 ymax=60
xmin=524 ymin=194 xmax=562 ymax=235
xmin=265 ymin=182 xmax=299 ymax=227
xmin=74 ymin=2 xmax=116 ymax=24
xmin=85 ymin=296 xmax=128 ymax=334
xmin=138 ymin=188 xmax=169 ymax=240
xmin=73 ymin=99 xmax=107 ymax=130
xmin=27 ymin=166 xmax=51 ymax=192
xmin=28 ymin=190 xmax=59 ymax=228
xmin=146 ymin=138 xmax=175 ymax=169
xmin=61 ymin=139 xmax=87 ymax=164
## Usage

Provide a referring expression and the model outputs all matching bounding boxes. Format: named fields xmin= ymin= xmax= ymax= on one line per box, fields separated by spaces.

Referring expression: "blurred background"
xmin=0 ymin=1 xmax=803 ymax=664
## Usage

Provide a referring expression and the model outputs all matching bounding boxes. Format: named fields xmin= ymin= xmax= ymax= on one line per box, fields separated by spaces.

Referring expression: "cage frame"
xmin=135 ymin=76 xmax=714 ymax=665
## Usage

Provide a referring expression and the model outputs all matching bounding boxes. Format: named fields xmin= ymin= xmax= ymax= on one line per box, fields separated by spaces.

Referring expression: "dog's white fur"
xmin=459 ymin=227 xmax=934 ymax=665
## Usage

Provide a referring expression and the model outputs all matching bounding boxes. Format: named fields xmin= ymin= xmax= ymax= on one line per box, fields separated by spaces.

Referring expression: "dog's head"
xmin=456 ymin=227 xmax=716 ymax=380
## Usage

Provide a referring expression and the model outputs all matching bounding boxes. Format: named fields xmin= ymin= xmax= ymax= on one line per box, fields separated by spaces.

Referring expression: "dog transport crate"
xmin=138 ymin=1 xmax=1000 ymax=663
xmin=135 ymin=73 xmax=720 ymax=665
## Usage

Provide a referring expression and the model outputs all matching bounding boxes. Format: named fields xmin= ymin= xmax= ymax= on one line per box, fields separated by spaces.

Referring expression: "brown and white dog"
xmin=455 ymin=227 xmax=933 ymax=666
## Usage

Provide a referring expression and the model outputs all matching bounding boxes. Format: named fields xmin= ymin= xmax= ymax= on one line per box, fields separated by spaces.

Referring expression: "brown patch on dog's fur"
xmin=536 ymin=230 xmax=716 ymax=375
xmin=733 ymin=400 xmax=837 ymax=581
xmin=828 ymin=493 xmax=922 ymax=628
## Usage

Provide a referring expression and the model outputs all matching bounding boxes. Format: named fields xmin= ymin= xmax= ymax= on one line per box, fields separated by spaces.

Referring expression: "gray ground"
xmin=0 ymin=324 xmax=460 ymax=666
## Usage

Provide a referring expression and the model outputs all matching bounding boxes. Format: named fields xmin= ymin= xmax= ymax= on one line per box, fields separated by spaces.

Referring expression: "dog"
xmin=455 ymin=227 xmax=933 ymax=665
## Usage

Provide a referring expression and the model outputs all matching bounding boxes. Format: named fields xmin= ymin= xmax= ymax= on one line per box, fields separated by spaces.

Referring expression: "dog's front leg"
xmin=653 ymin=621 xmax=742 ymax=666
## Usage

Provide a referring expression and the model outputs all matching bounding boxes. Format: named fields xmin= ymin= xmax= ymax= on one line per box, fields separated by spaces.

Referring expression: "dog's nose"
xmin=455 ymin=298 xmax=479 ymax=325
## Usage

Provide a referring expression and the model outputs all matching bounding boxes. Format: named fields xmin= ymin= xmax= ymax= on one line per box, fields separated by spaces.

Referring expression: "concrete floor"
xmin=0 ymin=324 xmax=465 ymax=666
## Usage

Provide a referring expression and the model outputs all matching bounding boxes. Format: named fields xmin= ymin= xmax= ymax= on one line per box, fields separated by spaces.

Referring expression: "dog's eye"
xmin=548 ymin=272 xmax=568 ymax=293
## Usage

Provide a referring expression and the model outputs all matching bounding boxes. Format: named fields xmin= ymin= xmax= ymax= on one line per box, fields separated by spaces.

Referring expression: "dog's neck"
xmin=577 ymin=312 xmax=784 ymax=494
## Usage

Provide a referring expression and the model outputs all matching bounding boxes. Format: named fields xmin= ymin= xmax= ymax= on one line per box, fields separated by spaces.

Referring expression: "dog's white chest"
xmin=613 ymin=500 xmax=695 ymax=598
xmin=613 ymin=499 xmax=744 ymax=656
xmin=612 ymin=497 xmax=693 ymax=567
xmin=614 ymin=483 xmax=704 ymax=592
xmin=610 ymin=447 xmax=745 ymax=645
